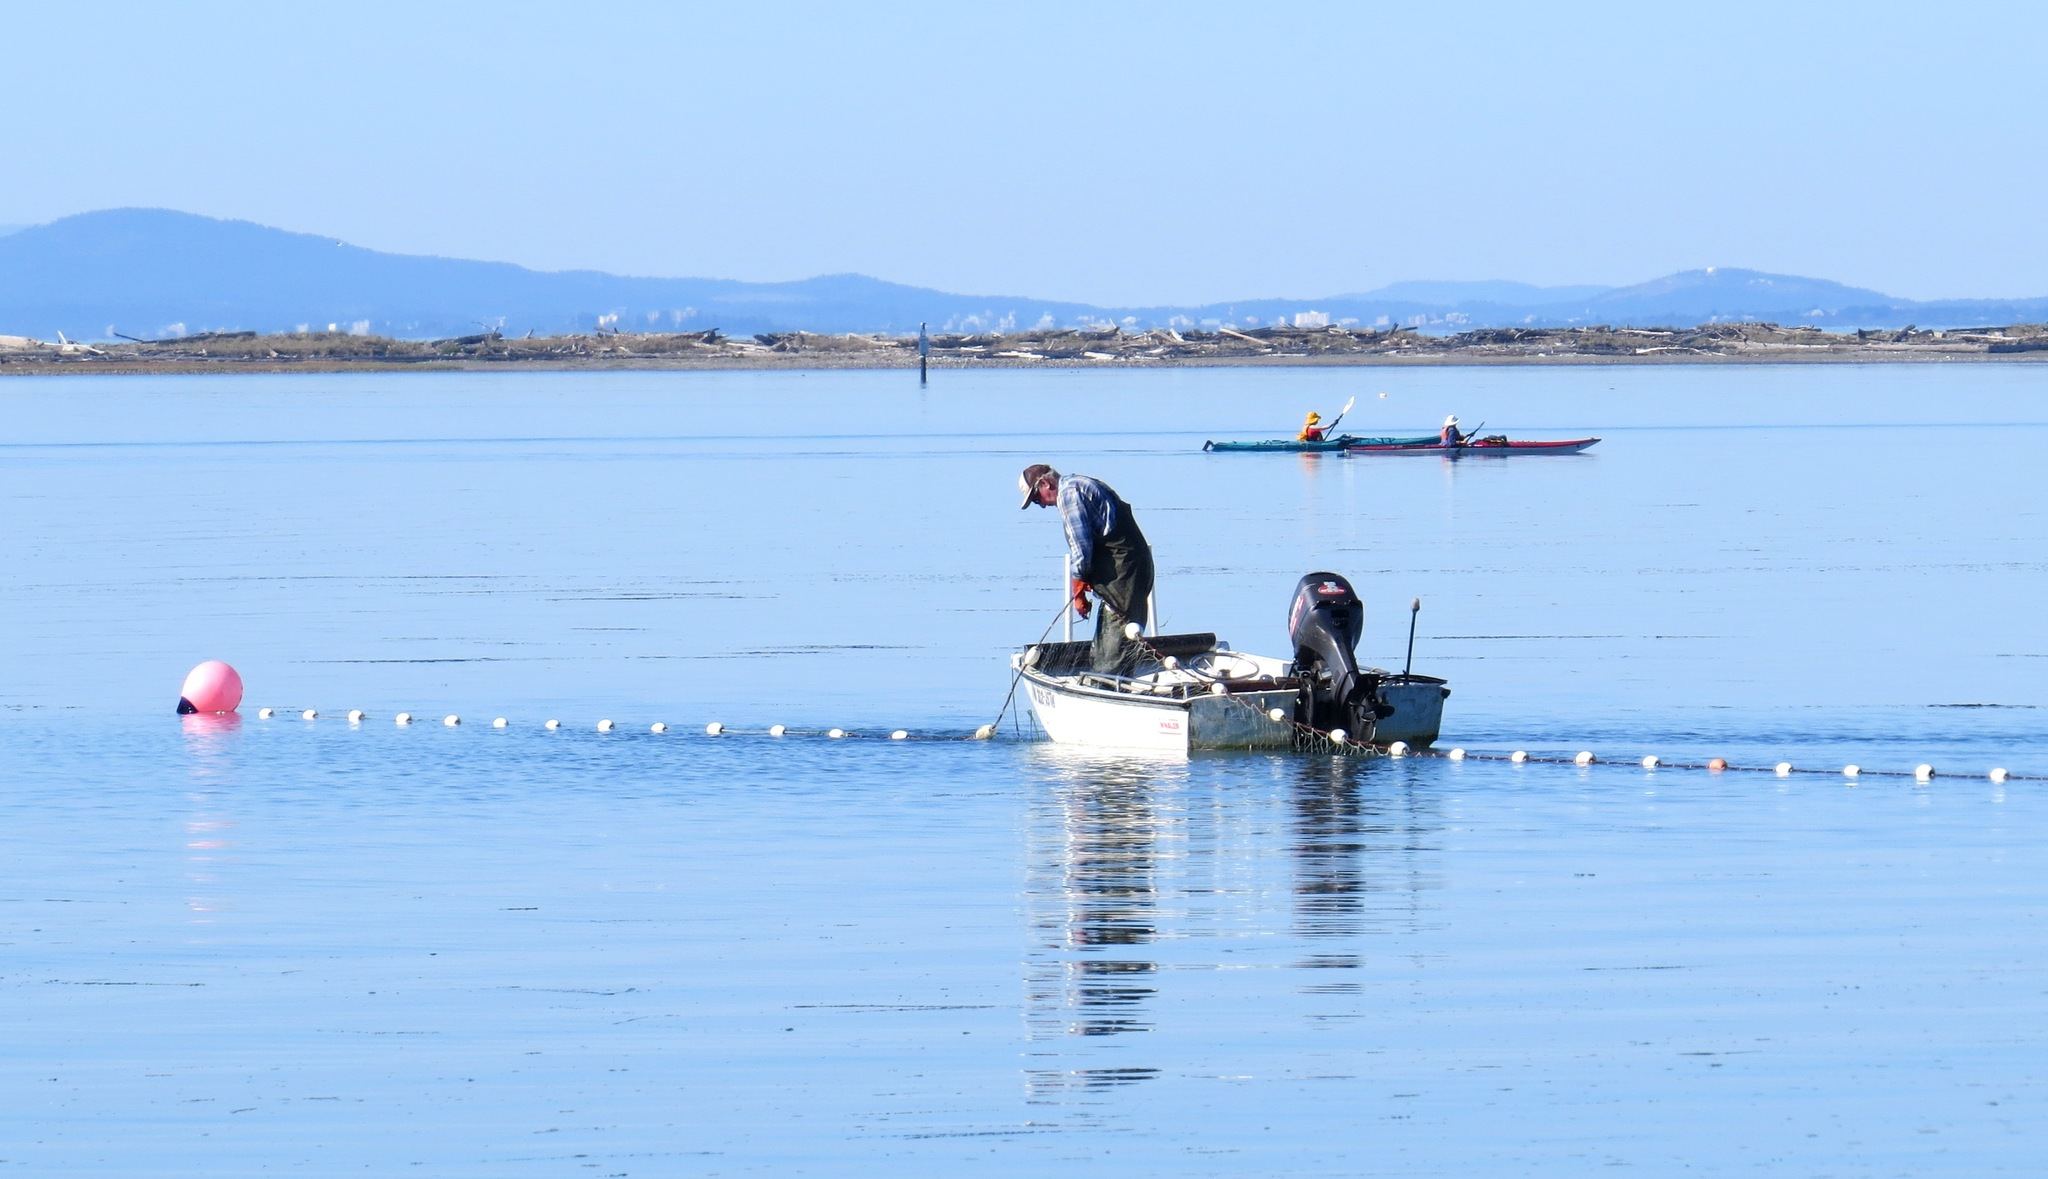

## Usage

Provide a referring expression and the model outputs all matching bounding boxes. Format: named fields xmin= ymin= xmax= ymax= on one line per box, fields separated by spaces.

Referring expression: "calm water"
xmin=3 ymin=365 xmax=2045 ymax=1174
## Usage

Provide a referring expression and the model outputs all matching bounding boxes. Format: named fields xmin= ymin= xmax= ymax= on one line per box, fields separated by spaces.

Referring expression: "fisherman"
xmin=1019 ymin=463 xmax=1154 ymax=676
xmin=1297 ymin=411 xmax=1327 ymax=443
xmin=1440 ymin=414 xmax=1468 ymax=447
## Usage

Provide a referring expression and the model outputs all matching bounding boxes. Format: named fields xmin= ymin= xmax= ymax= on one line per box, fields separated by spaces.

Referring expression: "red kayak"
xmin=1348 ymin=436 xmax=1600 ymax=456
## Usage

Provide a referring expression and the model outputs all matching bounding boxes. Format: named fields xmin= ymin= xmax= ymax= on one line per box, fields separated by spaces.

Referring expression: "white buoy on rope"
xmin=1209 ymin=682 xmax=1228 ymax=696
xmin=257 ymin=707 xmax=274 ymax=719
xmin=1574 ymin=750 xmax=1595 ymax=766
xmin=1123 ymin=622 xmax=1142 ymax=641
xmin=1162 ymin=656 xmax=1180 ymax=670
xmin=1914 ymin=763 xmax=1935 ymax=782
xmin=1328 ymin=728 xmax=1348 ymax=745
xmin=890 ymin=730 xmax=908 ymax=741
xmin=705 ymin=722 xmax=724 ymax=736
xmin=1775 ymin=762 xmax=1793 ymax=777
xmin=1387 ymin=741 xmax=1410 ymax=757
xmin=348 ymin=709 xmax=365 ymax=724
xmin=1990 ymin=767 xmax=2009 ymax=783
xmin=770 ymin=724 xmax=787 ymax=737
xmin=1843 ymin=764 xmax=1860 ymax=779
xmin=301 ymin=709 xmax=318 ymax=721
xmin=1448 ymin=748 xmax=1466 ymax=761
xmin=544 ymin=718 xmax=561 ymax=730
xmin=492 ymin=717 xmax=507 ymax=729
xmin=1640 ymin=755 xmax=1659 ymax=769
xmin=395 ymin=712 xmax=412 ymax=726
xmin=828 ymin=728 xmax=846 ymax=739
xmin=1267 ymin=707 xmax=1286 ymax=722
xmin=650 ymin=722 xmax=667 ymax=733
xmin=443 ymin=714 xmax=460 ymax=727
xmin=597 ymin=719 xmax=614 ymax=733
xmin=971 ymin=724 xmax=994 ymax=740
xmin=1510 ymin=750 xmax=1528 ymax=764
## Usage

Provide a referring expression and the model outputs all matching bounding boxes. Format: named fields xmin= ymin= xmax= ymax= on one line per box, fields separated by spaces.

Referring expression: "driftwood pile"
xmin=6 ymin=322 xmax=2048 ymax=371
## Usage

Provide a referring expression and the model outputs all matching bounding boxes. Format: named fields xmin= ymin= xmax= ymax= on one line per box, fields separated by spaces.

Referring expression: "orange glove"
xmin=1070 ymin=578 xmax=1092 ymax=620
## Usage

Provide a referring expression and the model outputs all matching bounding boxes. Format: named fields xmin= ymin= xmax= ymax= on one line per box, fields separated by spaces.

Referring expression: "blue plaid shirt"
xmin=1057 ymin=474 xmax=1123 ymax=582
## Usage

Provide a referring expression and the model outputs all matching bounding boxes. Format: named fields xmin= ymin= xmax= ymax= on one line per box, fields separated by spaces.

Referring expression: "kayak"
xmin=1204 ymin=434 xmax=1438 ymax=453
xmin=1347 ymin=437 xmax=1601 ymax=456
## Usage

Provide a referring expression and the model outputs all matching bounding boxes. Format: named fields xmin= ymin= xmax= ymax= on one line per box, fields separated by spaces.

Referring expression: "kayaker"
xmin=1018 ymin=463 xmax=1155 ymax=676
xmin=1440 ymin=415 xmax=1468 ymax=447
xmin=1297 ymin=411 xmax=1327 ymax=442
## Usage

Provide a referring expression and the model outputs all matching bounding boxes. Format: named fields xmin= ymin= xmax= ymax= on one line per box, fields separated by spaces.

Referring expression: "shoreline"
xmin=6 ymin=321 xmax=2046 ymax=376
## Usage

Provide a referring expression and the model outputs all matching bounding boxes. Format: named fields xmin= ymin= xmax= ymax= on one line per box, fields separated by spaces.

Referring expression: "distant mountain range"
xmin=4 ymin=208 xmax=2045 ymax=340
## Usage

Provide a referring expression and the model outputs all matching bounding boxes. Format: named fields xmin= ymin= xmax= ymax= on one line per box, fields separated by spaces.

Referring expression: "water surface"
xmin=2 ymin=365 xmax=2044 ymax=1173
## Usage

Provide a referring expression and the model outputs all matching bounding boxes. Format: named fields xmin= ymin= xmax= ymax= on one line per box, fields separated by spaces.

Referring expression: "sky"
xmin=5 ymin=0 xmax=2045 ymax=305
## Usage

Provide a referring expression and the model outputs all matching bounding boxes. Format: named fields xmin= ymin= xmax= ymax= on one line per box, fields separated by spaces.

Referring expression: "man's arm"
xmin=1058 ymin=481 xmax=1101 ymax=581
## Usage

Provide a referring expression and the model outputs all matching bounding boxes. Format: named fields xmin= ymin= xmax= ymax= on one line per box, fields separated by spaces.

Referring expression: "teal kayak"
xmin=1203 ymin=433 xmax=1437 ymax=453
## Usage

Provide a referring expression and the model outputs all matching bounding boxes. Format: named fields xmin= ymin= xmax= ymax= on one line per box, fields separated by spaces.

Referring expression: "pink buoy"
xmin=176 ymin=660 xmax=244 ymax=715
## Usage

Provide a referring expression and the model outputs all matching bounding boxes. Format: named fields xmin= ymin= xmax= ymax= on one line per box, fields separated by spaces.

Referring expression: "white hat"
xmin=1443 ymin=414 xmax=1459 ymax=428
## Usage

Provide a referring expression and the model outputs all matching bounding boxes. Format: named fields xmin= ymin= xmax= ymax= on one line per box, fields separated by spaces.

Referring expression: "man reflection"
xmin=1023 ymin=762 xmax=1164 ymax=1096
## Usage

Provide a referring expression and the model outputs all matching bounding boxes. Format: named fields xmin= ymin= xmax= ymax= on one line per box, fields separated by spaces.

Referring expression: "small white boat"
xmin=1013 ymin=573 xmax=1450 ymax=755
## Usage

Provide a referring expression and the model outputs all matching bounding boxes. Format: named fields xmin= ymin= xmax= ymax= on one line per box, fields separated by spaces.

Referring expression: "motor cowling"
xmin=1288 ymin=572 xmax=1385 ymax=735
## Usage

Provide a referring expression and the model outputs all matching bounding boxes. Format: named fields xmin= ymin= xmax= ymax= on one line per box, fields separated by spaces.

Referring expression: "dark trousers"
xmin=1088 ymin=524 xmax=1155 ymax=676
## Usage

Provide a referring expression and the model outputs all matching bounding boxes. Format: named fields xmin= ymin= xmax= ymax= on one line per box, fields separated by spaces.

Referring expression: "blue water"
xmin=3 ymin=365 xmax=2045 ymax=1174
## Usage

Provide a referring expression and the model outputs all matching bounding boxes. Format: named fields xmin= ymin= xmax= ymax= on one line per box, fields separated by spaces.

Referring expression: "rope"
xmin=980 ymin=600 xmax=1078 ymax=739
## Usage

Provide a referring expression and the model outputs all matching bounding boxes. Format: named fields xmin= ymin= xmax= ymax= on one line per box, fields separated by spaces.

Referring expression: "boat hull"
xmin=1205 ymin=434 xmax=1437 ymax=452
xmin=1348 ymin=437 xmax=1601 ymax=456
xmin=1020 ymin=667 xmax=1300 ymax=753
xmin=1372 ymin=674 xmax=1450 ymax=747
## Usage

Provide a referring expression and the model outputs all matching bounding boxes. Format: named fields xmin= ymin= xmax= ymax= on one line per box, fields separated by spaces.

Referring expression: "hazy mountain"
xmin=4 ymin=209 xmax=2045 ymax=340
xmin=1558 ymin=268 xmax=1892 ymax=323
xmin=0 ymin=209 xmax=1101 ymax=340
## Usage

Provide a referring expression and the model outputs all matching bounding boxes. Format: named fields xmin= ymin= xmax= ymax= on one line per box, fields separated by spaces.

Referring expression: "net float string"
xmin=193 ymin=660 xmax=2038 ymax=777
xmin=232 ymin=706 xmax=2040 ymax=779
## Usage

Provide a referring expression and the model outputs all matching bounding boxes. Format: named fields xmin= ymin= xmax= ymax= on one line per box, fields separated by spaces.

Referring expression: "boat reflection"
xmin=1019 ymin=749 xmax=1440 ymax=1101
xmin=1021 ymin=752 xmax=1174 ymax=1097
xmin=1287 ymin=756 xmax=1438 ymax=992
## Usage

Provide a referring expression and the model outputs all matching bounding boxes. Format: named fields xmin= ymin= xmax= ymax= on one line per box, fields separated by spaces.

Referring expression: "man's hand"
xmin=1070 ymin=578 xmax=1093 ymax=620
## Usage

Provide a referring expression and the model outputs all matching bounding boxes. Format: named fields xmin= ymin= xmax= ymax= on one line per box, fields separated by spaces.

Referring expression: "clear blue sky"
xmin=6 ymin=0 xmax=2043 ymax=304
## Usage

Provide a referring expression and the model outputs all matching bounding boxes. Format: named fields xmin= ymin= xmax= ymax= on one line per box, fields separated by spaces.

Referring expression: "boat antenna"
xmin=1402 ymin=597 xmax=1421 ymax=678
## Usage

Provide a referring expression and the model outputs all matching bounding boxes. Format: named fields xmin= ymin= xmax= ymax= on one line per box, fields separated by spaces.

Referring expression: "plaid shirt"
xmin=1057 ymin=475 xmax=1123 ymax=582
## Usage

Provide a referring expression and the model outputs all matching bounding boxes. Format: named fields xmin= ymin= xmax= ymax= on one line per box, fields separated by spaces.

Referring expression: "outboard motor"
xmin=1287 ymin=572 xmax=1388 ymax=737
